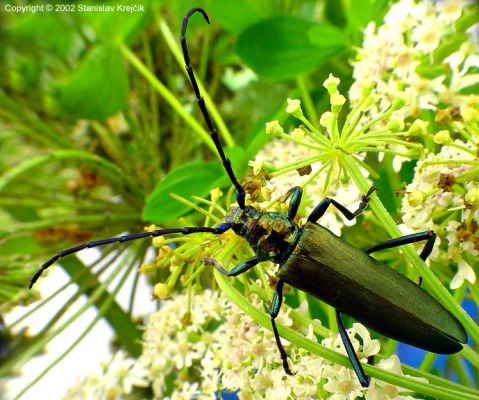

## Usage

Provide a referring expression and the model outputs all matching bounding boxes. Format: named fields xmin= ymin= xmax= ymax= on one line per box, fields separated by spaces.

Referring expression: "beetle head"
xmin=225 ymin=206 xmax=261 ymax=238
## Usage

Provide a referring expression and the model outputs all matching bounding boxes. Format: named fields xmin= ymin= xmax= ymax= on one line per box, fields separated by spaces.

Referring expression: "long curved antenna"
xmin=29 ymin=223 xmax=232 ymax=288
xmin=181 ymin=8 xmax=246 ymax=209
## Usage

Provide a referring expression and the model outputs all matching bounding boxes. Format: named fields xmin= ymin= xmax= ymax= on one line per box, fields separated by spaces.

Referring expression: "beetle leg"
xmin=202 ymin=256 xmax=258 ymax=276
xmin=365 ymin=231 xmax=436 ymax=286
xmin=270 ymin=279 xmax=294 ymax=375
xmin=308 ymin=186 xmax=377 ymax=223
xmin=336 ymin=310 xmax=370 ymax=387
xmin=280 ymin=186 xmax=303 ymax=219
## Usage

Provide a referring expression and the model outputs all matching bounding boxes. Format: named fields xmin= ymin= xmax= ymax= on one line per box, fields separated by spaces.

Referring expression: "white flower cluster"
xmin=401 ymin=140 xmax=478 ymax=289
xmin=350 ymin=0 xmax=479 ymax=117
xmin=61 ymin=350 xmax=149 ymax=400
xmin=136 ymin=290 xmax=419 ymax=399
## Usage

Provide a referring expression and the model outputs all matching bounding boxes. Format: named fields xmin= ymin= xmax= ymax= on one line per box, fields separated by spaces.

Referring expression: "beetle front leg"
xmin=308 ymin=187 xmax=377 ymax=223
xmin=336 ymin=310 xmax=370 ymax=387
xmin=203 ymin=256 xmax=258 ymax=277
xmin=280 ymin=186 xmax=303 ymax=219
xmin=366 ymin=231 xmax=436 ymax=286
xmin=270 ymin=279 xmax=294 ymax=375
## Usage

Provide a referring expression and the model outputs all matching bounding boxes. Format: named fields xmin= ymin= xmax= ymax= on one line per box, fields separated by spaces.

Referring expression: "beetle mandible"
xmin=29 ymin=7 xmax=468 ymax=387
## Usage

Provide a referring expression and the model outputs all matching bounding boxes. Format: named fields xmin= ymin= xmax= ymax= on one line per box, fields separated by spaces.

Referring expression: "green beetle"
xmin=30 ymin=7 xmax=467 ymax=387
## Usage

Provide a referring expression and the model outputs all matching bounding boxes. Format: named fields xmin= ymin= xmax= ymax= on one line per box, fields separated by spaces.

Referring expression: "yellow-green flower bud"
xmin=152 ymin=236 xmax=167 ymax=248
xmin=465 ymin=188 xmax=479 ymax=206
xmin=153 ymin=283 xmax=170 ymax=299
xmin=433 ymin=130 xmax=451 ymax=145
xmin=323 ymin=73 xmax=340 ymax=94
xmin=407 ymin=191 xmax=425 ymax=207
xmin=210 ymin=187 xmax=223 ymax=202
xmin=265 ymin=120 xmax=284 ymax=136
xmin=249 ymin=159 xmax=264 ymax=175
xmin=331 ymin=92 xmax=346 ymax=112
xmin=407 ymin=119 xmax=428 ymax=136
xmin=291 ymin=127 xmax=305 ymax=140
xmin=462 ymin=106 xmax=478 ymax=123
xmin=361 ymin=80 xmax=374 ymax=97
xmin=285 ymin=98 xmax=303 ymax=119
xmin=319 ymin=111 xmax=333 ymax=128
xmin=387 ymin=118 xmax=405 ymax=131
xmin=391 ymin=95 xmax=407 ymax=110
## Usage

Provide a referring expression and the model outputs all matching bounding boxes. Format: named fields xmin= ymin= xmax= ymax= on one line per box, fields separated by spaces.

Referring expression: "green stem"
xmin=0 ymin=149 xmax=141 ymax=197
xmin=119 ymin=44 xmax=217 ymax=155
xmin=296 ymin=75 xmax=319 ymax=124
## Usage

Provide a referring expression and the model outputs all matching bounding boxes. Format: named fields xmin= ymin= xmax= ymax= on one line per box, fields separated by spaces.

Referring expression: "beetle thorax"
xmin=225 ymin=206 xmax=300 ymax=263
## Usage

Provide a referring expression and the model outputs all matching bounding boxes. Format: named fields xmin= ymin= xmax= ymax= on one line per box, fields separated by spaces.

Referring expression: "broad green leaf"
xmin=7 ymin=13 xmax=82 ymax=58
xmin=308 ymin=23 xmax=349 ymax=48
xmin=346 ymin=0 xmax=390 ymax=29
xmin=209 ymin=0 xmax=268 ymax=33
xmin=236 ymin=17 xmax=346 ymax=79
xmin=142 ymin=161 xmax=225 ymax=224
xmin=59 ymin=44 xmax=129 ymax=120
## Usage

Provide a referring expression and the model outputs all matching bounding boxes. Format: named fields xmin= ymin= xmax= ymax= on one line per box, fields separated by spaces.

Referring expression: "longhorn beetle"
xmin=29 ymin=7 xmax=468 ymax=387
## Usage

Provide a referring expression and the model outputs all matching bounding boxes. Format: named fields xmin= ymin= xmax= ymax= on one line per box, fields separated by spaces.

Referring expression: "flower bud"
xmin=331 ymin=92 xmax=346 ymax=112
xmin=153 ymin=283 xmax=171 ymax=299
xmin=285 ymin=98 xmax=303 ymax=119
xmin=433 ymin=130 xmax=451 ymax=145
xmin=465 ymin=188 xmax=479 ymax=207
xmin=319 ymin=111 xmax=333 ymax=128
xmin=265 ymin=120 xmax=284 ymax=136
xmin=323 ymin=73 xmax=340 ymax=94
xmin=386 ymin=118 xmax=405 ymax=131
xmin=407 ymin=191 xmax=425 ymax=207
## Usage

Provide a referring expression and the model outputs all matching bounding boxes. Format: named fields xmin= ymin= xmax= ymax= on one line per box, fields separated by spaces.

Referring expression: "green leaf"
xmin=308 ymin=23 xmax=349 ymax=48
xmin=345 ymin=0 xmax=389 ymax=30
xmin=209 ymin=0 xmax=267 ymax=33
xmin=59 ymin=44 xmax=129 ymax=120
xmin=236 ymin=17 xmax=347 ymax=79
xmin=142 ymin=161 xmax=225 ymax=224
xmin=79 ymin=0 xmax=152 ymax=44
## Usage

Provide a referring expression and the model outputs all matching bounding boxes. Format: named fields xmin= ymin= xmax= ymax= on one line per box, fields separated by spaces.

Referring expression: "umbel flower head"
xmin=257 ymin=73 xmax=419 ymax=206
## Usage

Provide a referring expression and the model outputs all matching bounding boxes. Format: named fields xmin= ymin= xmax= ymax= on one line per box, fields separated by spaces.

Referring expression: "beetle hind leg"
xmin=336 ymin=310 xmax=370 ymax=387
xmin=365 ymin=230 xmax=436 ymax=286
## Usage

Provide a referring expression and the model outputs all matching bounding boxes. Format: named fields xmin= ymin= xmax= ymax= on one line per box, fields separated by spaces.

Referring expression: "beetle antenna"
xmin=29 ymin=223 xmax=232 ymax=289
xmin=181 ymin=8 xmax=246 ymax=209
